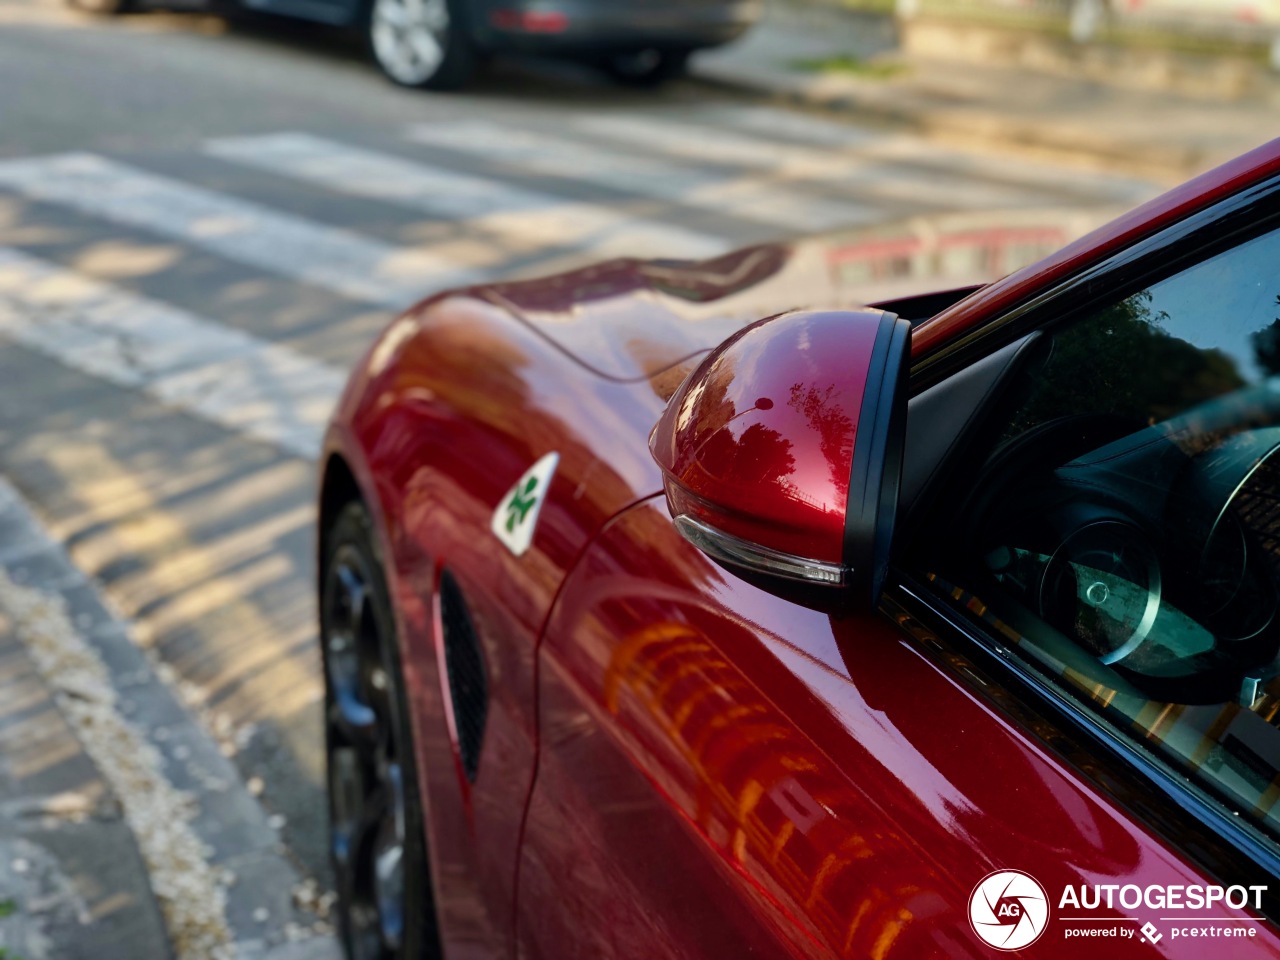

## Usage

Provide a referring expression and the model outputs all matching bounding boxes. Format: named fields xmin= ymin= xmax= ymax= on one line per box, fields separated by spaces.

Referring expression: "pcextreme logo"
xmin=969 ymin=869 xmax=1269 ymax=950
xmin=969 ymin=870 xmax=1050 ymax=951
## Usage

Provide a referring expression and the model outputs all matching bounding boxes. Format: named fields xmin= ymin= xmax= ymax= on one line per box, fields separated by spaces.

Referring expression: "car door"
xmin=517 ymin=491 xmax=1280 ymax=958
xmin=516 ymin=183 xmax=1280 ymax=957
xmin=902 ymin=207 xmax=1280 ymax=947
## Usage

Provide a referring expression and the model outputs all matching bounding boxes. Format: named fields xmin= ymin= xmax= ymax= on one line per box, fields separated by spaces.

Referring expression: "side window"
xmin=923 ymin=225 xmax=1280 ymax=840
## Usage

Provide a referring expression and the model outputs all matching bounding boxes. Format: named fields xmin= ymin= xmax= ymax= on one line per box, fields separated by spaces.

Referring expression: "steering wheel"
xmin=962 ymin=415 xmax=1280 ymax=704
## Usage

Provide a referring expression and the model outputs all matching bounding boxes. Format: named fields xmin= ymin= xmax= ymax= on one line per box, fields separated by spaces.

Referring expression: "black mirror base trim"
xmin=845 ymin=313 xmax=912 ymax=606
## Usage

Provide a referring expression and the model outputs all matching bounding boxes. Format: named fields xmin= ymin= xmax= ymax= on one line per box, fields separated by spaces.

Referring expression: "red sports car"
xmin=318 ymin=140 xmax=1280 ymax=959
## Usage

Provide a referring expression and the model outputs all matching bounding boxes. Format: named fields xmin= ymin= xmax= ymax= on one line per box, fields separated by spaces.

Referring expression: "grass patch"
xmin=1097 ymin=23 xmax=1268 ymax=61
xmin=783 ymin=0 xmax=897 ymax=13
xmin=837 ymin=0 xmax=897 ymax=13
xmin=0 ymin=898 xmax=23 ymax=960
xmin=788 ymin=54 xmax=909 ymax=78
xmin=0 ymin=898 xmax=22 ymax=960
xmin=913 ymin=4 xmax=1269 ymax=60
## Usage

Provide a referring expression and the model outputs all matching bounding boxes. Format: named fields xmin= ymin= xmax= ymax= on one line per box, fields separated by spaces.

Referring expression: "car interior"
xmin=906 ymin=223 xmax=1280 ymax=844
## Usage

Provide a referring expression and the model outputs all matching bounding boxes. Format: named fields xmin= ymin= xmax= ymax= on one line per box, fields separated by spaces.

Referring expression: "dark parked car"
xmin=76 ymin=0 xmax=761 ymax=89
xmin=319 ymin=141 xmax=1280 ymax=960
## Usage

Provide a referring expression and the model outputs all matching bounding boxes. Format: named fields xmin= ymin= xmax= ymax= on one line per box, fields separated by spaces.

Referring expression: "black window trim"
xmin=894 ymin=172 xmax=1280 ymax=916
xmin=887 ymin=575 xmax=1280 ymax=917
xmin=910 ymin=171 xmax=1280 ymax=392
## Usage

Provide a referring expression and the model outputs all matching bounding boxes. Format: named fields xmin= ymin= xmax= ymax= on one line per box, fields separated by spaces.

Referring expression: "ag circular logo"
xmin=969 ymin=869 xmax=1050 ymax=951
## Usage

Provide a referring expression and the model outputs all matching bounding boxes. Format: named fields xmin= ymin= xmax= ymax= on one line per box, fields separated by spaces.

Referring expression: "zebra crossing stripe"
xmin=404 ymin=120 xmax=877 ymax=231
xmin=0 ymin=246 xmax=345 ymax=458
xmin=0 ymin=152 xmax=478 ymax=308
xmin=696 ymin=105 xmax=1153 ymax=202
xmin=693 ymin=105 xmax=881 ymax=149
xmin=202 ymin=132 xmax=728 ymax=259
xmin=406 ymin=119 xmax=721 ymax=193
xmin=569 ymin=111 xmax=844 ymax=169
xmin=206 ymin=131 xmax=573 ymax=218
xmin=570 ymin=110 xmax=1154 ymax=214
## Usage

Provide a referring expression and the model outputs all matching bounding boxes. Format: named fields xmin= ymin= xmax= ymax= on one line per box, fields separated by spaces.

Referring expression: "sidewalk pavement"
xmin=0 ymin=609 xmax=173 ymax=960
xmin=694 ymin=4 xmax=1275 ymax=183
xmin=0 ymin=477 xmax=342 ymax=960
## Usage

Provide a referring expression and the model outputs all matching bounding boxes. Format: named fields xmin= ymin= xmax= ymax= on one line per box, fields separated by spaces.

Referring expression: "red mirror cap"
xmin=650 ymin=308 xmax=896 ymax=567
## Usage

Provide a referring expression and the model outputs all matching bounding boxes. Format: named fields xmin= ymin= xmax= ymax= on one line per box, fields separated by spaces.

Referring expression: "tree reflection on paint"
xmin=692 ymin=362 xmax=796 ymax=489
xmin=789 ymin=383 xmax=854 ymax=496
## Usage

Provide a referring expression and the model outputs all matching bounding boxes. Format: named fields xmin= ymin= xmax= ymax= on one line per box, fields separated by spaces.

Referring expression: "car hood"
xmin=468 ymin=207 xmax=1116 ymax=383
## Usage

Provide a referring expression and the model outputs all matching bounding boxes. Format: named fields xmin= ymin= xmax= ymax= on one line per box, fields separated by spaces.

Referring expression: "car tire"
xmin=321 ymin=502 xmax=443 ymax=960
xmin=601 ymin=48 xmax=691 ymax=87
xmin=367 ymin=0 xmax=477 ymax=90
xmin=66 ymin=0 xmax=136 ymax=15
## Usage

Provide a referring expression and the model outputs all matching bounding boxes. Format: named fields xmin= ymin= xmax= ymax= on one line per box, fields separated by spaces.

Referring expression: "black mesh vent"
xmin=439 ymin=570 xmax=487 ymax=783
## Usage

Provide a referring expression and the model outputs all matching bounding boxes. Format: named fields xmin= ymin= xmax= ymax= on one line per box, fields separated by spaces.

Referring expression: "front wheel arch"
xmin=321 ymin=500 xmax=445 ymax=960
xmin=319 ymin=452 xmax=364 ymax=592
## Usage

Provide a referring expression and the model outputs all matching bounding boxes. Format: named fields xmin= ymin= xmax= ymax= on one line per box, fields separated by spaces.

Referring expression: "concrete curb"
xmin=0 ymin=478 xmax=341 ymax=960
xmin=0 ymin=623 xmax=173 ymax=960
xmin=689 ymin=0 xmax=1261 ymax=183
xmin=688 ymin=61 xmax=1214 ymax=183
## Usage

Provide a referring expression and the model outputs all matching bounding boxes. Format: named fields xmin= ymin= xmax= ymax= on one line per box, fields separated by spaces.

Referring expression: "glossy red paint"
xmin=651 ymin=309 xmax=889 ymax=564
xmin=324 ymin=292 xmax=676 ymax=959
xmin=914 ymin=137 xmax=1280 ymax=357
xmin=523 ymin=498 xmax=1278 ymax=959
xmin=318 ymin=181 xmax=1280 ymax=960
xmin=321 ymin=243 xmax=836 ymax=956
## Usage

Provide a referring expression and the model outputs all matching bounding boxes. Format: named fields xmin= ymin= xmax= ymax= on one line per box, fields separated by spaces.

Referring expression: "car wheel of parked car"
xmin=601 ymin=48 xmax=691 ymax=87
xmin=66 ymin=0 xmax=135 ymax=15
xmin=368 ymin=0 xmax=476 ymax=90
xmin=322 ymin=502 xmax=442 ymax=960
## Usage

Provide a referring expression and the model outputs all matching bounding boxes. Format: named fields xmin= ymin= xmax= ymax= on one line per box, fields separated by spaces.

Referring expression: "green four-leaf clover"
xmin=504 ymin=476 xmax=540 ymax=534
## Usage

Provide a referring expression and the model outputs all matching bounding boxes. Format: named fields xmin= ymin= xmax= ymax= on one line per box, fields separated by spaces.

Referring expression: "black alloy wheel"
xmin=322 ymin=503 xmax=442 ymax=960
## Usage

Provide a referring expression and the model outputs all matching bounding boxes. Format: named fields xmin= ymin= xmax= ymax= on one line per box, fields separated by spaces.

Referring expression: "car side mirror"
xmin=649 ymin=309 xmax=911 ymax=612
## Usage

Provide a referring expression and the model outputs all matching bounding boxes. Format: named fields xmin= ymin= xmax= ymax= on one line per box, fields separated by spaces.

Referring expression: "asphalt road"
xmin=0 ymin=0 xmax=1160 ymax=938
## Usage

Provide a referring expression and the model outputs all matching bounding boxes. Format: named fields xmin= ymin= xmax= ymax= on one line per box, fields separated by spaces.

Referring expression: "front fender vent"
xmin=439 ymin=570 xmax=487 ymax=783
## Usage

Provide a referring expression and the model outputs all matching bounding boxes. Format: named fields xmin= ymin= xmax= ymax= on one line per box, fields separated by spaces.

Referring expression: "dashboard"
xmin=969 ymin=413 xmax=1280 ymax=705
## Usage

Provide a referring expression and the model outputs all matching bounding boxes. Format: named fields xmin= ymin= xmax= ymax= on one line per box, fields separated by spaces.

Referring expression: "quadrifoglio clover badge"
xmin=969 ymin=870 xmax=1050 ymax=951
xmin=491 ymin=452 xmax=559 ymax=557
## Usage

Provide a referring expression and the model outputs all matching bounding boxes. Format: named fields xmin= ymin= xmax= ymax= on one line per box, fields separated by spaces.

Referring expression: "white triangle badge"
xmin=491 ymin=452 xmax=560 ymax=557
